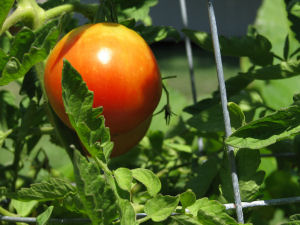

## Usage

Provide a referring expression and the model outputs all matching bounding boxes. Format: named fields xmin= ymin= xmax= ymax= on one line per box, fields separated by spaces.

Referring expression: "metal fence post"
xmin=206 ymin=0 xmax=244 ymax=222
xmin=179 ymin=0 xmax=197 ymax=104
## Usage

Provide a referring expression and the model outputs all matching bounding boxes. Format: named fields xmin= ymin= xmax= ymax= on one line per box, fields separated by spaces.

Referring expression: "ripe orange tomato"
xmin=44 ymin=23 xmax=162 ymax=156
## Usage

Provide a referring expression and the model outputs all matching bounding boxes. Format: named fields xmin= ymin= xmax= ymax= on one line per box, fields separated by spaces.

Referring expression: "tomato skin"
xmin=44 ymin=23 xmax=162 ymax=156
xmin=110 ymin=116 xmax=152 ymax=157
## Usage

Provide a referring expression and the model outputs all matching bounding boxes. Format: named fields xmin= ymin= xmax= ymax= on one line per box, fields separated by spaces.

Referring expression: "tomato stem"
xmin=137 ymin=215 xmax=150 ymax=224
xmin=0 ymin=206 xmax=18 ymax=217
xmin=1 ymin=1 xmax=97 ymax=34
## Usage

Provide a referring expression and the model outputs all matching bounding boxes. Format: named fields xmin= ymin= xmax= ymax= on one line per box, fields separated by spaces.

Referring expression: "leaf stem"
xmin=0 ymin=206 xmax=17 ymax=217
xmin=44 ymin=3 xmax=97 ymax=22
xmin=137 ymin=215 xmax=150 ymax=224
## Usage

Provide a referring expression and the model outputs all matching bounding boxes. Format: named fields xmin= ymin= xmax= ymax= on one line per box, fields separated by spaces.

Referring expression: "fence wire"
xmin=2 ymin=196 xmax=300 ymax=224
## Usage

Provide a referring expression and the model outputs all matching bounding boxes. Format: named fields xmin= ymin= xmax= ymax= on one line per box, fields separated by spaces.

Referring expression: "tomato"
xmin=44 ymin=23 xmax=162 ymax=156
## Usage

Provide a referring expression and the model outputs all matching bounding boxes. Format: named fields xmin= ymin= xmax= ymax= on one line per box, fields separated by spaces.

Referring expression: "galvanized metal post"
xmin=179 ymin=0 xmax=197 ymax=103
xmin=206 ymin=0 xmax=244 ymax=223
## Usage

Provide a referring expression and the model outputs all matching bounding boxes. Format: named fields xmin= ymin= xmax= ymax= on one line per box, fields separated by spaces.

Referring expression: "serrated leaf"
xmin=0 ymin=0 xmax=14 ymax=30
xmin=180 ymin=190 xmax=196 ymax=210
xmin=62 ymin=60 xmax=113 ymax=161
xmin=16 ymin=178 xmax=76 ymax=201
xmin=116 ymin=0 xmax=158 ymax=25
xmin=131 ymin=168 xmax=161 ymax=196
xmin=0 ymin=22 xmax=59 ymax=85
xmin=170 ymin=214 xmax=202 ymax=225
xmin=119 ymin=199 xmax=136 ymax=225
xmin=136 ymin=25 xmax=181 ymax=44
xmin=114 ymin=168 xmax=133 ymax=192
xmin=36 ymin=206 xmax=54 ymax=225
xmin=144 ymin=194 xmax=179 ymax=222
xmin=226 ymin=105 xmax=300 ymax=149
xmin=73 ymin=150 xmax=117 ymax=225
xmin=187 ymin=198 xmax=238 ymax=225
xmin=182 ymin=29 xmax=273 ymax=66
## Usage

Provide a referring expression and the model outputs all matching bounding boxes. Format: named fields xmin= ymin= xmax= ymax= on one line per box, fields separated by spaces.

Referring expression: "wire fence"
xmin=1 ymin=0 xmax=300 ymax=224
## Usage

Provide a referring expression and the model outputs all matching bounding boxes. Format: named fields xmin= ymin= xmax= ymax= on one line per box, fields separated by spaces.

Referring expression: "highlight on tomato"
xmin=44 ymin=23 xmax=162 ymax=157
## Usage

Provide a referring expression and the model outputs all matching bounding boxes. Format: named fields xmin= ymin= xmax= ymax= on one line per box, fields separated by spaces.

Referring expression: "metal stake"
xmin=179 ymin=0 xmax=197 ymax=103
xmin=206 ymin=0 xmax=244 ymax=222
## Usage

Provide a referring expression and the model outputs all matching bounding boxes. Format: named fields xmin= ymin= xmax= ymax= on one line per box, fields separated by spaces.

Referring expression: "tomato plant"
xmin=1 ymin=0 xmax=300 ymax=225
xmin=44 ymin=23 xmax=162 ymax=156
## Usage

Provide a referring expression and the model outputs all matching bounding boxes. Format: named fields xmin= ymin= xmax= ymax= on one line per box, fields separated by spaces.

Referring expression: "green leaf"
xmin=16 ymin=178 xmax=76 ymax=201
xmin=288 ymin=2 xmax=300 ymax=44
xmin=61 ymin=60 xmax=113 ymax=162
xmin=10 ymin=28 xmax=35 ymax=61
xmin=0 ymin=186 xmax=8 ymax=197
xmin=187 ymin=198 xmax=238 ymax=225
xmin=11 ymin=199 xmax=38 ymax=217
xmin=182 ymin=29 xmax=273 ymax=66
xmin=0 ymin=48 xmax=9 ymax=72
xmin=36 ymin=206 xmax=54 ymax=225
xmin=255 ymin=0 xmax=299 ymax=58
xmin=184 ymin=74 xmax=254 ymax=115
xmin=131 ymin=168 xmax=161 ymax=197
xmin=18 ymin=98 xmax=45 ymax=139
xmin=170 ymin=214 xmax=202 ymax=225
xmin=226 ymin=105 xmax=300 ymax=149
xmin=116 ymin=0 xmax=158 ymax=26
xmin=290 ymin=215 xmax=300 ymax=221
xmin=119 ymin=199 xmax=136 ymax=225
xmin=136 ymin=25 xmax=181 ymax=44
xmin=73 ymin=150 xmax=117 ymax=225
xmin=164 ymin=138 xmax=192 ymax=153
xmin=281 ymin=222 xmax=300 ymax=225
xmin=0 ymin=0 xmax=14 ymax=30
xmin=228 ymin=102 xmax=246 ymax=128
xmin=180 ymin=190 xmax=196 ymax=210
xmin=144 ymin=194 xmax=179 ymax=222
xmin=265 ymin=170 xmax=300 ymax=198
xmin=220 ymin=149 xmax=264 ymax=202
xmin=186 ymin=156 xmax=219 ymax=198
xmin=114 ymin=168 xmax=133 ymax=192
xmin=0 ymin=22 xmax=59 ymax=85
xmin=187 ymin=102 xmax=245 ymax=133
xmin=241 ymin=60 xmax=300 ymax=80
xmin=0 ymin=129 xmax=12 ymax=148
